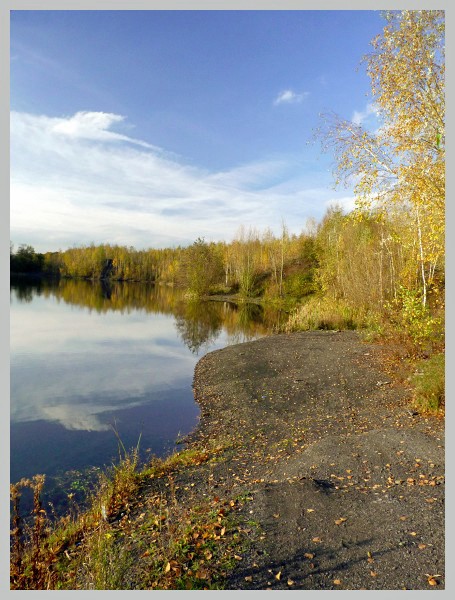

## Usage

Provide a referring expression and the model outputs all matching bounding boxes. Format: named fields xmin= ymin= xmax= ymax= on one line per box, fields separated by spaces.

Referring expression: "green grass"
xmin=411 ymin=353 xmax=445 ymax=413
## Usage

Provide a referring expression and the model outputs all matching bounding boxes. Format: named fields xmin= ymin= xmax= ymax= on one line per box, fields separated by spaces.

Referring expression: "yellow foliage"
xmin=318 ymin=11 xmax=444 ymax=306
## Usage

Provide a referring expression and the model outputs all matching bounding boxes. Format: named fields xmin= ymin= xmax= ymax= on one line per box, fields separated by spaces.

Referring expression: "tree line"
xmin=9 ymin=225 xmax=318 ymax=303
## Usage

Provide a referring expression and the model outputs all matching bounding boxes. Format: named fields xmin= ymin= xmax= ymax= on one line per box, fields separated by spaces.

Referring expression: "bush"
xmin=388 ymin=286 xmax=442 ymax=348
xmin=283 ymin=272 xmax=315 ymax=299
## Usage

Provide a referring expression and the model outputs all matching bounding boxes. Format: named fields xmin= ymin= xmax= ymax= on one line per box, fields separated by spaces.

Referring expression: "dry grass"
xmin=285 ymin=296 xmax=374 ymax=332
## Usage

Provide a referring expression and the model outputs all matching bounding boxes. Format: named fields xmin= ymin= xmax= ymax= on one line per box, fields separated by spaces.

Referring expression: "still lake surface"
xmin=11 ymin=278 xmax=284 ymax=503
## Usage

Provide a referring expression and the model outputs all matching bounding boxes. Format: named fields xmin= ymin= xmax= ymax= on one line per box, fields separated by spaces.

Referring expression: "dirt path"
xmin=188 ymin=330 xmax=445 ymax=590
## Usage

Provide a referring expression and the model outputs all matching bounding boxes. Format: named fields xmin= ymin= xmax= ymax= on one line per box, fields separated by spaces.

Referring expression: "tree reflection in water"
xmin=11 ymin=279 xmax=284 ymax=352
xmin=174 ymin=300 xmax=223 ymax=354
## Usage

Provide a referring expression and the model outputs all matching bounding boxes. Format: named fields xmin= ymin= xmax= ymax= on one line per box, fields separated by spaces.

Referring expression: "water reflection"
xmin=10 ymin=279 xmax=283 ymax=485
xmin=11 ymin=279 xmax=282 ymax=353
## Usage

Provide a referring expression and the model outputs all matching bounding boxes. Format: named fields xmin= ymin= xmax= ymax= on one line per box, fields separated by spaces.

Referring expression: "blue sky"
xmin=10 ymin=9 xmax=385 ymax=252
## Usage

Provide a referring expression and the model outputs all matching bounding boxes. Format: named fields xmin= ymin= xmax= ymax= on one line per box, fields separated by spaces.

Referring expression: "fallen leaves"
xmin=334 ymin=517 xmax=347 ymax=525
xmin=426 ymin=574 xmax=441 ymax=586
xmin=387 ymin=474 xmax=444 ymax=488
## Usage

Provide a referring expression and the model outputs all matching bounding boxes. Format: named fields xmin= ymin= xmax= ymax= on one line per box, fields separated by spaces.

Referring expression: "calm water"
xmin=10 ymin=279 xmax=284 ymax=505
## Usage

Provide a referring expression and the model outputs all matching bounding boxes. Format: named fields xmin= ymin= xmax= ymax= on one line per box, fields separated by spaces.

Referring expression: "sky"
xmin=10 ymin=9 xmax=386 ymax=253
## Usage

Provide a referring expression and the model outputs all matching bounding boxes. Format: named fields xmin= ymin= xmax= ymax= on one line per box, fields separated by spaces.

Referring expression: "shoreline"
xmin=185 ymin=330 xmax=445 ymax=589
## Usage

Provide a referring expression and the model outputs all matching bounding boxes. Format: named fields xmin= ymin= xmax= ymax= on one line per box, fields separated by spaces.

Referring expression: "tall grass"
xmin=285 ymin=295 xmax=374 ymax=332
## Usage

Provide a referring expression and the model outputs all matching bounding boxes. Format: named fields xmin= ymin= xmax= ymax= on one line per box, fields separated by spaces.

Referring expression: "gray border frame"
xmin=2 ymin=1 xmax=451 ymax=597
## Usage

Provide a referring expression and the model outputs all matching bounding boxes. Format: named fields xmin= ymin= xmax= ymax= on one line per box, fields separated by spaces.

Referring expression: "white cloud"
xmin=352 ymin=102 xmax=379 ymax=126
xmin=325 ymin=196 xmax=357 ymax=213
xmin=52 ymin=110 xmax=161 ymax=150
xmin=10 ymin=110 xmax=348 ymax=252
xmin=53 ymin=111 xmax=124 ymax=137
xmin=273 ymin=89 xmax=309 ymax=106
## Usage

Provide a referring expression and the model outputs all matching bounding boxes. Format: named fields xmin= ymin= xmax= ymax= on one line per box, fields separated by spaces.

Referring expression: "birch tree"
xmin=318 ymin=10 xmax=445 ymax=306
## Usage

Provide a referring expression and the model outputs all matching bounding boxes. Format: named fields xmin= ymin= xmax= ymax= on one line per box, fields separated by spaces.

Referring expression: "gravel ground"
xmin=187 ymin=330 xmax=445 ymax=590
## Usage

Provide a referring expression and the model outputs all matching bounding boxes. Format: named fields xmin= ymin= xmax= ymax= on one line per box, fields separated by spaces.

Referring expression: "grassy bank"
xmin=10 ymin=436 xmax=256 ymax=590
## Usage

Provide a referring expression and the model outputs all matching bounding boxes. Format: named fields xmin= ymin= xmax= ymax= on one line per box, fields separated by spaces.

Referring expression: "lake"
xmin=10 ymin=278 xmax=284 ymax=508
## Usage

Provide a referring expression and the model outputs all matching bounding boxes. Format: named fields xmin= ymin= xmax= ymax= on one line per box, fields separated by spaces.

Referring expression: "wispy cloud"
xmin=273 ymin=89 xmax=309 ymax=106
xmin=52 ymin=111 xmax=160 ymax=150
xmin=10 ymin=110 xmax=348 ymax=252
xmin=352 ymin=102 xmax=379 ymax=126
